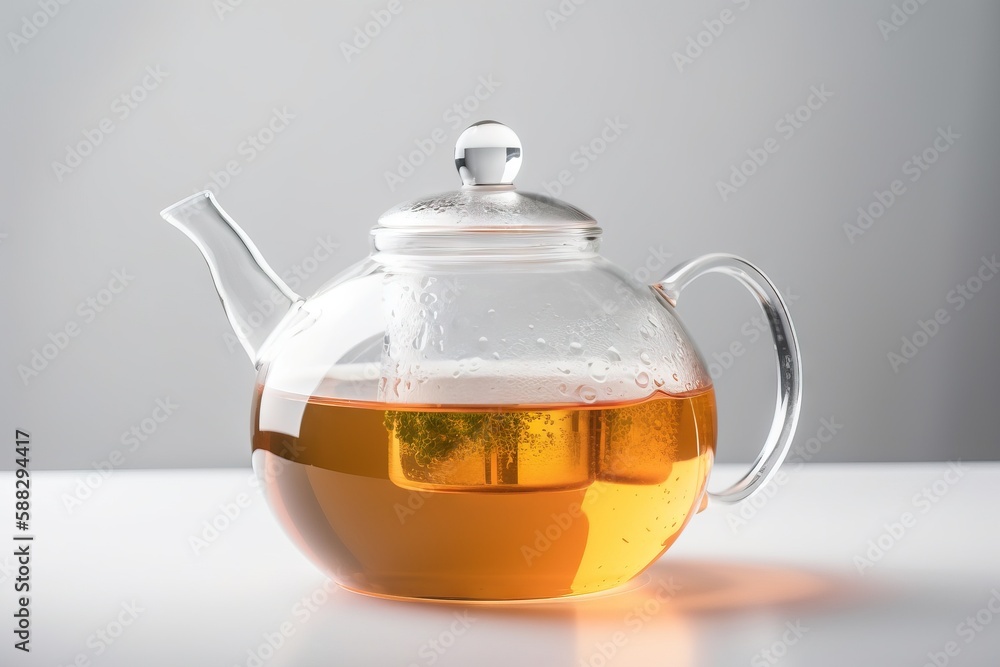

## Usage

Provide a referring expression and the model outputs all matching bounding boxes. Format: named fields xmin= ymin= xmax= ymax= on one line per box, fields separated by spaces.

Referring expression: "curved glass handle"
xmin=656 ymin=254 xmax=802 ymax=504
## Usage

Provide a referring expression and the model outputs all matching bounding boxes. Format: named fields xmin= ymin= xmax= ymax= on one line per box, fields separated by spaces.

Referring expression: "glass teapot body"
xmin=160 ymin=121 xmax=801 ymax=601
xmin=251 ymin=249 xmax=717 ymax=599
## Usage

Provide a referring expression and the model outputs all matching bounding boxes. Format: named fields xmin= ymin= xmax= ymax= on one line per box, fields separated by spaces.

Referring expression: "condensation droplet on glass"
xmin=588 ymin=359 xmax=610 ymax=382
xmin=420 ymin=292 xmax=437 ymax=305
xmin=635 ymin=371 xmax=650 ymax=388
xmin=672 ymin=373 xmax=679 ymax=382
xmin=576 ymin=385 xmax=598 ymax=403
xmin=412 ymin=322 xmax=429 ymax=350
xmin=528 ymin=323 xmax=535 ymax=330
xmin=653 ymin=376 xmax=665 ymax=387
xmin=639 ymin=351 xmax=652 ymax=365
xmin=639 ymin=324 xmax=652 ymax=340
xmin=569 ymin=341 xmax=583 ymax=355
xmin=492 ymin=352 xmax=501 ymax=360
xmin=605 ymin=346 xmax=622 ymax=361
xmin=536 ymin=337 xmax=546 ymax=347
xmin=478 ymin=336 xmax=489 ymax=350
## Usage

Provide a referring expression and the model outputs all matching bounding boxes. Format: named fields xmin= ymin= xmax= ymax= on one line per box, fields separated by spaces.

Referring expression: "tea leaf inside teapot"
xmin=385 ymin=410 xmax=530 ymax=466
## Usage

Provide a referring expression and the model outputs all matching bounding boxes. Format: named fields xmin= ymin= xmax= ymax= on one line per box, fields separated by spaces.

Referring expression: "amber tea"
xmin=252 ymin=387 xmax=716 ymax=600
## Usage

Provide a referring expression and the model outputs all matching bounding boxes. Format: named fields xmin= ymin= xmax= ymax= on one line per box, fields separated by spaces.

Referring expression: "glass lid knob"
xmin=454 ymin=120 xmax=522 ymax=186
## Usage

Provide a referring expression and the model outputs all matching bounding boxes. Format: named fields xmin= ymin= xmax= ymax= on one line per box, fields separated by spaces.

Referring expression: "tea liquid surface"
xmin=252 ymin=388 xmax=715 ymax=600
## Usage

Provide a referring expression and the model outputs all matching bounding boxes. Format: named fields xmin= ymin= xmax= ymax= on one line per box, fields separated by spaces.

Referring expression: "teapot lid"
xmin=376 ymin=121 xmax=598 ymax=232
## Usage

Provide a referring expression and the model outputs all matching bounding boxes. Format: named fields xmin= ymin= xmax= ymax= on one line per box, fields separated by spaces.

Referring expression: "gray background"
xmin=2 ymin=0 xmax=998 ymax=470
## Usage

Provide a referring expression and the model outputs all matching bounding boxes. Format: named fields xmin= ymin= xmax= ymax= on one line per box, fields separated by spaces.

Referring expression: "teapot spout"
xmin=160 ymin=191 xmax=301 ymax=365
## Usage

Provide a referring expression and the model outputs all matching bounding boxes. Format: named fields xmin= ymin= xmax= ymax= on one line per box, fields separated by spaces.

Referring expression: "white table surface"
xmin=2 ymin=463 xmax=998 ymax=667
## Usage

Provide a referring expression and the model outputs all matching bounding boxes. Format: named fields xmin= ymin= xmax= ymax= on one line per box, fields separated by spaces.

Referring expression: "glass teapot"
xmin=160 ymin=121 xmax=801 ymax=601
